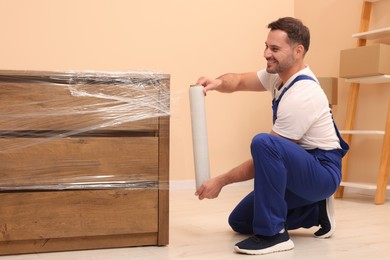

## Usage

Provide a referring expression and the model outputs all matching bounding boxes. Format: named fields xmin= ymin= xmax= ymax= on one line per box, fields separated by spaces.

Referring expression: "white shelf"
xmin=340 ymin=181 xmax=377 ymax=190
xmin=352 ymin=27 xmax=390 ymax=40
xmin=345 ymin=75 xmax=390 ymax=84
xmin=340 ymin=181 xmax=390 ymax=191
xmin=339 ymin=130 xmax=385 ymax=135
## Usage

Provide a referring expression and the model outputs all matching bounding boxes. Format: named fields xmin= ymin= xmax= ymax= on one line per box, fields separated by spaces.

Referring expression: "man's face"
xmin=263 ymin=30 xmax=296 ymax=74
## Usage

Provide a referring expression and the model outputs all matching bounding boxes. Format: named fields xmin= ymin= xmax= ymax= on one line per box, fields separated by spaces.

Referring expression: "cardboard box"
xmin=339 ymin=44 xmax=390 ymax=78
xmin=318 ymin=77 xmax=338 ymax=105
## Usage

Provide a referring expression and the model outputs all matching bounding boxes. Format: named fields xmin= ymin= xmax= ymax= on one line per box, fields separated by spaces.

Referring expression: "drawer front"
xmin=0 ymin=137 xmax=158 ymax=188
xmin=0 ymin=189 xmax=158 ymax=241
xmin=0 ymin=81 xmax=160 ymax=131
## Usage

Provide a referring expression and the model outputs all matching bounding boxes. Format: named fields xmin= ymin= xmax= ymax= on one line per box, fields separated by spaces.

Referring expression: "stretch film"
xmin=0 ymin=70 xmax=170 ymax=191
xmin=189 ymin=85 xmax=210 ymax=189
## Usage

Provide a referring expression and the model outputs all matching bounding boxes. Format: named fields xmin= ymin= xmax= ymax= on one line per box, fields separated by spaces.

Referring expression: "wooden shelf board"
xmin=345 ymin=75 xmax=390 ymax=84
xmin=352 ymin=27 xmax=390 ymax=40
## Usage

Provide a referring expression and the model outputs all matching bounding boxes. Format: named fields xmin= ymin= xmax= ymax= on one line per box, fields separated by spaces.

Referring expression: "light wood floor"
xmin=2 ymin=184 xmax=390 ymax=260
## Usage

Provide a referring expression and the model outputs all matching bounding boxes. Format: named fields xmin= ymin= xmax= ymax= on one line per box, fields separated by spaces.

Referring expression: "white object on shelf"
xmin=352 ymin=27 xmax=390 ymax=40
xmin=345 ymin=75 xmax=390 ymax=84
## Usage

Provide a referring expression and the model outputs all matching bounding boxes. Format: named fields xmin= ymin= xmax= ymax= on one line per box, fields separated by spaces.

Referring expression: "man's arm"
xmin=197 ymin=72 xmax=266 ymax=94
xmin=194 ymin=71 xmax=269 ymax=200
xmin=195 ymin=159 xmax=254 ymax=200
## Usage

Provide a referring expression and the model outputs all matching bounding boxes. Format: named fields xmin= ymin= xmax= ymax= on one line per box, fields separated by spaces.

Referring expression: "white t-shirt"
xmin=257 ymin=67 xmax=341 ymax=150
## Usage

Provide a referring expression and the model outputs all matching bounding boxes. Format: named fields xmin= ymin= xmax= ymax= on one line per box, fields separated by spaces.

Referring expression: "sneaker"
xmin=234 ymin=229 xmax=294 ymax=255
xmin=314 ymin=196 xmax=335 ymax=238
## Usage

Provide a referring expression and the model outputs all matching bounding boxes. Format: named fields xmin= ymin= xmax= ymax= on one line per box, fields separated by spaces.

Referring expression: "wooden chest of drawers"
xmin=0 ymin=70 xmax=170 ymax=255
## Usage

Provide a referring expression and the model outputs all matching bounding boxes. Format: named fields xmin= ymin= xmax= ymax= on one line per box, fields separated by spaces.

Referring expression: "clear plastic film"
xmin=0 ymin=70 xmax=170 ymax=191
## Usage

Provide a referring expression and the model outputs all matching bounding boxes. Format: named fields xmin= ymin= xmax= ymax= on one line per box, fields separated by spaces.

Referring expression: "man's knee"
xmin=251 ymin=133 xmax=275 ymax=151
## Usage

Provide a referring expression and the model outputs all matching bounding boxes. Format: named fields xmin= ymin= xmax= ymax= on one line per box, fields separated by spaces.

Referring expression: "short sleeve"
xmin=257 ymin=69 xmax=282 ymax=93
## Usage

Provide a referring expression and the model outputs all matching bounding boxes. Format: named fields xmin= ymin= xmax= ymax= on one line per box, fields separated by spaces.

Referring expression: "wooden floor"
xmin=2 ymin=184 xmax=390 ymax=260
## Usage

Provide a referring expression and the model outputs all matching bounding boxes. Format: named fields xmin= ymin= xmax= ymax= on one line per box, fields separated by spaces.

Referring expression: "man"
xmin=195 ymin=17 xmax=349 ymax=255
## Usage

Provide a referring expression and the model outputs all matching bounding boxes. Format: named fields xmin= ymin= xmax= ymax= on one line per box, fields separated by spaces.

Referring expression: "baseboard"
xmin=169 ymin=180 xmax=390 ymax=199
xmin=169 ymin=180 xmax=196 ymax=190
xmin=169 ymin=179 xmax=253 ymax=190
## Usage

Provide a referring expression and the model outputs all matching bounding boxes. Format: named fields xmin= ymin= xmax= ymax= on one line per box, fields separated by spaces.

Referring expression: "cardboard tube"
xmin=189 ymin=85 xmax=210 ymax=189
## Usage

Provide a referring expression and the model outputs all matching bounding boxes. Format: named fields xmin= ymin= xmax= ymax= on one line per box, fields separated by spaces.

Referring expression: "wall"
xmin=0 ymin=0 xmax=293 ymax=181
xmin=295 ymin=0 xmax=390 ymax=186
xmin=1 ymin=0 xmax=387 ymax=186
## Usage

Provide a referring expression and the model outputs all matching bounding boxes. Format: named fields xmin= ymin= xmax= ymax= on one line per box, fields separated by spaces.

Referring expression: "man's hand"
xmin=195 ymin=177 xmax=224 ymax=200
xmin=196 ymin=76 xmax=223 ymax=95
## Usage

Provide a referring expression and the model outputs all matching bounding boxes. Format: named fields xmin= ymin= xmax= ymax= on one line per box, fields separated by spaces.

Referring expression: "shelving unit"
xmin=335 ymin=0 xmax=390 ymax=205
xmin=348 ymin=27 xmax=390 ymax=84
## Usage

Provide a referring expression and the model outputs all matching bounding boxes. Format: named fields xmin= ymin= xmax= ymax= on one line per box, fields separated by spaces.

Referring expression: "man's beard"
xmin=266 ymin=56 xmax=295 ymax=74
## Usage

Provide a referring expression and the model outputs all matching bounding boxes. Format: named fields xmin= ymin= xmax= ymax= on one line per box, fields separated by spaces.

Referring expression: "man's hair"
xmin=268 ymin=17 xmax=310 ymax=54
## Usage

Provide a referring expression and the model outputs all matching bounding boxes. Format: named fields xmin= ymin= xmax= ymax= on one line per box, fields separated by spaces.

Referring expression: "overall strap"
xmin=275 ymin=75 xmax=317 ymax=104
xmin=272 ymin=75 xmax=317 ymax=124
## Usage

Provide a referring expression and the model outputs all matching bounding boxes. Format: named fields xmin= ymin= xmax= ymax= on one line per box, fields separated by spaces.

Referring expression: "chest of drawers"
xmin=0 ymin=70 xmax=170 ymax=255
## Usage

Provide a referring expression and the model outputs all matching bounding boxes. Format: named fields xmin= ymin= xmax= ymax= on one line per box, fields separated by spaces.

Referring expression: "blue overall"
xmin=228 ymin=75 xmax=349 ymax=236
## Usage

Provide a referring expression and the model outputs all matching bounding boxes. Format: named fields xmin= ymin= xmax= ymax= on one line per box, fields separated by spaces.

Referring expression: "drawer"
xmin=0 ymin=189 xmax=158 ymax=241
xmin=0 ymin=137 xmax=158 ymax=189
xmin=0 ymin=79 xmax=159 ymax=132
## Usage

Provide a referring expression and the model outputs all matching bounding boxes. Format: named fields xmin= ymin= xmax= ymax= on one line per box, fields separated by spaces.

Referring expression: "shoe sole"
xmin=234 ymin=239 xmax=294 ymax=255
xmin=314 ymin=196 xmax=336 ymax=239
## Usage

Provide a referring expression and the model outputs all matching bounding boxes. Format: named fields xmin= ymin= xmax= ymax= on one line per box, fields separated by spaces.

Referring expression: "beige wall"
xmin=0 ymin=0 xmax=293 ymax=181
xmin=0 ymin=0 xmax=388 ymax=185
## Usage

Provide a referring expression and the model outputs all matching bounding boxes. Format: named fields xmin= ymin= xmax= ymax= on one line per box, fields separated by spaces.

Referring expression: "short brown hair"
xmin=268 ymin=17 xmax=310 ymax=54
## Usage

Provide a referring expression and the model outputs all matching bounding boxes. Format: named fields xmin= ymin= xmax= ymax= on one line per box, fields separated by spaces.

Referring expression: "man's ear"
xmin=295 ymin=44 xmax=305 ymax=57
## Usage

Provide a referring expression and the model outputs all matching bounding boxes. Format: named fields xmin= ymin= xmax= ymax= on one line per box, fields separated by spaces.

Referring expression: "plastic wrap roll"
xmin=189 ymin=85 xmax=210 ymax=189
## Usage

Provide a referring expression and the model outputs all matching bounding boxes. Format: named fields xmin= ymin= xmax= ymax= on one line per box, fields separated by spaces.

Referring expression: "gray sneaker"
xmin=314 ymin=196 xmax=335 ymax=238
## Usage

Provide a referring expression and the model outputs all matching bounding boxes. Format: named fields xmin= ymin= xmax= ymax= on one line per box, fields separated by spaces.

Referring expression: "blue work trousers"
xmin=228 ymin=133 xmax=343 ymax=236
